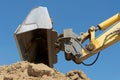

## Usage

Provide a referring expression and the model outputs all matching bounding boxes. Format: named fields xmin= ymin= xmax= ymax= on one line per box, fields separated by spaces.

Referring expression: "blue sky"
xmin=0 ymin=0 xmax=120 ymax=80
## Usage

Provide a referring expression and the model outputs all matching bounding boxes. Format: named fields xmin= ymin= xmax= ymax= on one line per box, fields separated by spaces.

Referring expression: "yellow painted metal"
xmin=94 ymin=21 xmax=120 ymax=52
xmin=98 ymin=13 xmax=120 ymax=30
xmin=81 ymin=32 xmax=90 ymax=43
xmin=79 ymin=20 xmax=120 ymax=63
xmin=89 ymin=26 xmax=96 ymax=42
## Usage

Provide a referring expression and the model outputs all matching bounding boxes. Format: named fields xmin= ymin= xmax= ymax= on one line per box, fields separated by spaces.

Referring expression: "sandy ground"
xmin=0 ymin=61 xmax=90 ymax=80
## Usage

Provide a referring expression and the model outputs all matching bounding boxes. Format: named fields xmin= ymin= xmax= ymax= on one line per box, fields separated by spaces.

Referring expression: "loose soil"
xmin=0 ymin=61 xmax=90 ymax=80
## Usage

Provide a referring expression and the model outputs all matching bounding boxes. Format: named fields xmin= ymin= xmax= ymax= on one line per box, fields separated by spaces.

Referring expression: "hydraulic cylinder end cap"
xmin=73 ymin=56 xmax=82 ymax=64
xmin=65 ymin=52 xmax=72 ymax=61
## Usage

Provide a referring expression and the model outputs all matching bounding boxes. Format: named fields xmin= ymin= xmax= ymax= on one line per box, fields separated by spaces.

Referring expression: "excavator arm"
xmin=14 ymin=6 xmax=120 ymax=67
xmin=59 ymin=13 xmax=120 ymax=64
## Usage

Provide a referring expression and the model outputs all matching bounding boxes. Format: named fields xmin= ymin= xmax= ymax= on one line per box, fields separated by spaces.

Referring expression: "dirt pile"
xmin=0 ymin=61 xmax=90 ymax=80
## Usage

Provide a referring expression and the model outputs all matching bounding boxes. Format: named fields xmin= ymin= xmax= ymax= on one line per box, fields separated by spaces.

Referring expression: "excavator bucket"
xmin=14 ymin=7 xmax=58 ymax=67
